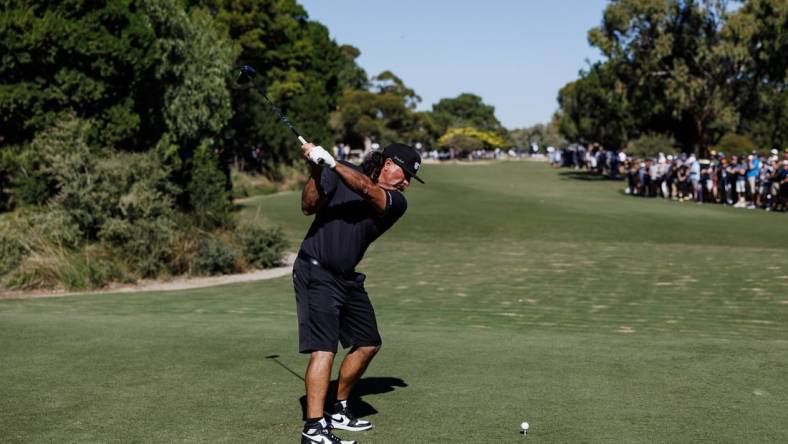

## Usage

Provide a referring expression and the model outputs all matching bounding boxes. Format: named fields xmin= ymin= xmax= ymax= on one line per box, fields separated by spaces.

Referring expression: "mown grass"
xmin=2 ymin=161 xmax=787 ymax=443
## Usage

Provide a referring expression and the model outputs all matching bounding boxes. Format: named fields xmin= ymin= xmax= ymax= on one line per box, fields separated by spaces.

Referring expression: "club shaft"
xmin=246 ymin=77 xmax=307 ymax=143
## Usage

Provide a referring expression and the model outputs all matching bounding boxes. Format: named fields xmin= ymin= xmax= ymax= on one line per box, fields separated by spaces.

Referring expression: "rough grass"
xmin=1 ymin=161 xmax=787 ymax=443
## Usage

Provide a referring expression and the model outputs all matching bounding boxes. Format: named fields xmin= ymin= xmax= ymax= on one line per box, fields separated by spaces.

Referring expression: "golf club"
xmin=236 ymin=65 xmax=325 ymax=164
xmin=265 ymin=354 xmax=305 ymax=382
xmin=235 ymin=65 xmax=312 ymax=142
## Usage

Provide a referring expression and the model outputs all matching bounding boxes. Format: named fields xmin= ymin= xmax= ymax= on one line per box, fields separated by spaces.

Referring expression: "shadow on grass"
xmin=558 ymin=170 xmax=611 ymax=181
xmin=264 ymin=354 xmax=408 ymax=419
xmin=298 ymin=377 xmax=409 ymax=419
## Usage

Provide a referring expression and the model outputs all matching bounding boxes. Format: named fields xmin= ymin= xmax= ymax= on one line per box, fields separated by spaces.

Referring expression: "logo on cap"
xmin=414 ymin=162 xmax=420 ymax=171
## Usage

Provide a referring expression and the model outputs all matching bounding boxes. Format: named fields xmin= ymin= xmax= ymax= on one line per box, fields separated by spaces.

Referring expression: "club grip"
xmin=298 ymin=136 xmax=307 ymax=145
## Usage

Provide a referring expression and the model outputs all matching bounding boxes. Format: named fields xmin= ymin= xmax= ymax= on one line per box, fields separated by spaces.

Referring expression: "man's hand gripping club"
xmin=302 ymin=143 xmax=336 ymax=169
xmin=301 ymin=143 xmax=388 ymax=215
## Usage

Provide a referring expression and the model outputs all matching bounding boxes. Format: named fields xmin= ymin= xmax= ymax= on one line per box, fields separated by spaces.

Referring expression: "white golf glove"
xmin=308 ymin=145 xmax=336 ymax=168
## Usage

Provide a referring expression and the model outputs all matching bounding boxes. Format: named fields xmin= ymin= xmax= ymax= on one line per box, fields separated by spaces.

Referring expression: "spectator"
xmin=746 ymin=154 xmax=760 ymax=209
xmin=688 ymin=155 xmax=701 ymax=202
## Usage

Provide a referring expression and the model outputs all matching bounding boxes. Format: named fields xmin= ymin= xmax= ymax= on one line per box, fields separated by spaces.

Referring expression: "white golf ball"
xmin=521 ymin=421 xmax=529 ymax=430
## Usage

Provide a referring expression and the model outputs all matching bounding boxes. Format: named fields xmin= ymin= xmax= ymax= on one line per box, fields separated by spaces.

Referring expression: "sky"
xmin=299 ymin=0 xmax=611 ymax=129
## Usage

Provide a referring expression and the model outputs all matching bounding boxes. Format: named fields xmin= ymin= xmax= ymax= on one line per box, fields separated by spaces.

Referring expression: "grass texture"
xmin=2 ymin=161 xmax=787 ymax=443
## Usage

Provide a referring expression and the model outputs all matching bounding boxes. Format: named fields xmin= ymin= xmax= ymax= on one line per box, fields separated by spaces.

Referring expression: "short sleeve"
xmin=380 ymin=189 xmax=407 ymax=221
xmin=319 ymin=167 xmax=339 ymax=196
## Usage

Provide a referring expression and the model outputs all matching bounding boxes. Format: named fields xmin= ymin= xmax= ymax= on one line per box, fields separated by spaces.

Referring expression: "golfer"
xmin=295 ymin=142 xmax=423 ymax=444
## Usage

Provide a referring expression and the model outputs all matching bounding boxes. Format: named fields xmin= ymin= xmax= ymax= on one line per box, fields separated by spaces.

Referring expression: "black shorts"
xmin=293 ymin=257 xmax=382 ymax=354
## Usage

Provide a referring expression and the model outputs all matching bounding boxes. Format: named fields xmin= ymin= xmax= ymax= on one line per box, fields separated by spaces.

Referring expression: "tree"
xmin=0 ymin=0 xmax=157 ymax=150
xmin=0 ymin=0 xmax=235 ymax=218
xmin=191 ymin=0 xmax=349 ymax=173
xmin=722 ymin=0 xmax=787 ymax=149
xmin=438 ymin=127 xmax=506 ymax=152
xmin=562 ymin=0 xmax=743 ymax=153
xmin=557 ymin=62 xmax=634 ymax=149
xmin=431 ymin=93 xmax=503 ymax=135
xmin=332 ymin=71 xmax=430 ymax=149
xmin=511 ymin=119 xmax=567 ymax=149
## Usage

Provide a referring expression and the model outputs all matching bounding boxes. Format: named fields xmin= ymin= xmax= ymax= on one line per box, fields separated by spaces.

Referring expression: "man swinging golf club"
xmin=294 ymin=142 xmax=423 ymax=444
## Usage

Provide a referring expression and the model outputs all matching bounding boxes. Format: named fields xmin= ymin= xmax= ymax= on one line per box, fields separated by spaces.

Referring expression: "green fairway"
xmin=2 ymin=161 xmax=787 ymax=443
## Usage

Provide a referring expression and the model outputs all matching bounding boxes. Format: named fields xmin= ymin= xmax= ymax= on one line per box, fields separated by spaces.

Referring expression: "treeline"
xmin=0 ymin=0 xmax=516 ymax=213
xmin=556 ymin=0 xmax=786 ymax=156
xmin=0 ymin=0 xmax=515 ymax=290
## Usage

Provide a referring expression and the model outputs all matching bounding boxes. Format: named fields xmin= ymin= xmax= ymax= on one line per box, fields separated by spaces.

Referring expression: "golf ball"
xmin=521 ymin=421 xmax=529 ymax=430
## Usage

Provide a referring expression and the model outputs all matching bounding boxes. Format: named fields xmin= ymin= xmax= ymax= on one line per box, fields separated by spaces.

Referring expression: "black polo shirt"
xmin=299 ymin=161 xmax=408 ymax=276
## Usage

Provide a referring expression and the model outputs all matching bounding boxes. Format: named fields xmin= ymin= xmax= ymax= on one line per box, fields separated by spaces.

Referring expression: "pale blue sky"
xmin=300 ymin=0 xmax=610 ymax=129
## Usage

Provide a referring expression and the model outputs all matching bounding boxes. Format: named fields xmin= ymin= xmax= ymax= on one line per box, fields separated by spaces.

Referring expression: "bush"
xmin=0 ymin=234 xmax=26 ymax=276
xmin=626 ymin=133 xmax=678 ymax=158
xmin=3 ymin=246 xmax=126 ymax=291
xmin=23 ymin=209 xmax=84 ymax=250
xmin=100 ymin=217 xmax=176 ymax=278
xmin=231 ymin=170 xmax=278 ymax=199
xmin=234 ymin=223 xmax=289 ymax=269
xmin=188 ymin=144 xmax=234 ymax=230
xmin=192 ymin=236 xmax=238 ymax=276
xmin=714 ymin=133 xmax=756 ymax=158
xmin=54 ymin=248 xmax=127 ymax=291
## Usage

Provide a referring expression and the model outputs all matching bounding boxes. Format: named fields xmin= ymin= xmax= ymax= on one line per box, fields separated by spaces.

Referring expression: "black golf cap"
xmin=382 ymin=143 xmax=424 ymax=184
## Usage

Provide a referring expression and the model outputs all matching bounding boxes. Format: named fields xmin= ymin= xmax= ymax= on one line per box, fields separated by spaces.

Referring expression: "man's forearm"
xmin=334 ymin=163 xmax=376 ymax=199
xmin=333 ymin=163 xmax=386 ymax=213
xmin=301 ymin=165 xmax=323 ymax=215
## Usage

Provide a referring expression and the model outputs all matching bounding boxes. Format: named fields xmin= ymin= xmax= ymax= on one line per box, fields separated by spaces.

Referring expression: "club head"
xmin=235 ymin=65 xmax=257 ymax=85
xmin=240 ymin=65 xmax=257 ymax=77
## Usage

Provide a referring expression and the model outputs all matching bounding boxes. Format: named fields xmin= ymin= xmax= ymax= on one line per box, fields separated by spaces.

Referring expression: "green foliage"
xmin=3 ymin=245 xmax=126 ymax=291
xmin=0 ymin=234 xmax=26 ymax=276
xmin=723 ymin=0 xmax=788 ymax=149
xmin=0 ymin=148 xmax=19 ymax=211
xmin=191 ymin=0 xmax=347 ymax=169
xmin=96 ymin=152 xmax=179 ymax=277
xmin=626 ymin=133 xmax=678 ymax=158
xmin=558 ymin=62 xmax=635 ymax=149
xmin=192 ymin=236 xmax=238 ymax=276
xmin=0 ymin=0 xmax=157 ymax=150
xmin=21 ymin=209 xmax=84 ymax=250
xmin=332 ymin=72 xmax=439 ymax=149
xmin=509 ymin=120 xmax=567 ymax=149
xmin=13 ymin=116 xmax=95 ymax=207
xmin=143 ymin=0 xmax=234 ymax=155
xmin=187 ymin=144 xmax=234 ymax=230
xmin=432 ymin=93 xmax=503 ymax=136
xmin=714 ymin=133 xmax=756 ymax=158
xmin=231 ymin=170 xmax=278 ymax=199
xmin=234 ymin=223 xmax=288 ymax=269
xmin=0 ymin=2 xmax=296 ymax=290
xmin=559 ymin=0 xmax=785 ymax=152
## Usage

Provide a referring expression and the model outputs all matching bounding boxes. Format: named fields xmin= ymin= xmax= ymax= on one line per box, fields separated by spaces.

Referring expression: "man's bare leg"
xmin=336 ymin=345 xmax=380 ymax=401
xmin=305 ymin=351 xmax=335 ymax=419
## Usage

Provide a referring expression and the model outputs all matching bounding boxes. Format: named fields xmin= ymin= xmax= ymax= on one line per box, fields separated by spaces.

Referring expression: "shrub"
xmin=100 ymin=217 xmax=176 ymax=278
xmin=234 ymin=223 xmax=288 ymax=269
xmin=714 ymin=133 xmax=756 ymax=158
xmin=0 ymin=234 xmax=26 ymax=276
xmin=231 ymin=170 xmax=278 ymax=199
xmin=188 ymin=144 xmax=234 ymax=230
xmin=53 ymin=248 xmax=127 ymax=291
xmin=191 ymin=236 xmax=238 ymax=276
xmin=3 ymin=246 xmax=126 ymax=291
xmin=23 ymin=209 xmax=84 ymax=250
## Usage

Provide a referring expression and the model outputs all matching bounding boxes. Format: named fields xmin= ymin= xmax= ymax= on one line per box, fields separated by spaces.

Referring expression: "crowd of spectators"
xmin=552 ymin=145 xmax=788 ymax=212
xmin=623 ymin=150 xmax=788 ymax=211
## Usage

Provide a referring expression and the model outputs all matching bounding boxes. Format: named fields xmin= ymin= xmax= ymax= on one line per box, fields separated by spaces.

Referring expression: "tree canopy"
xmin=557 ymin=0 xmax=786 ymax=154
